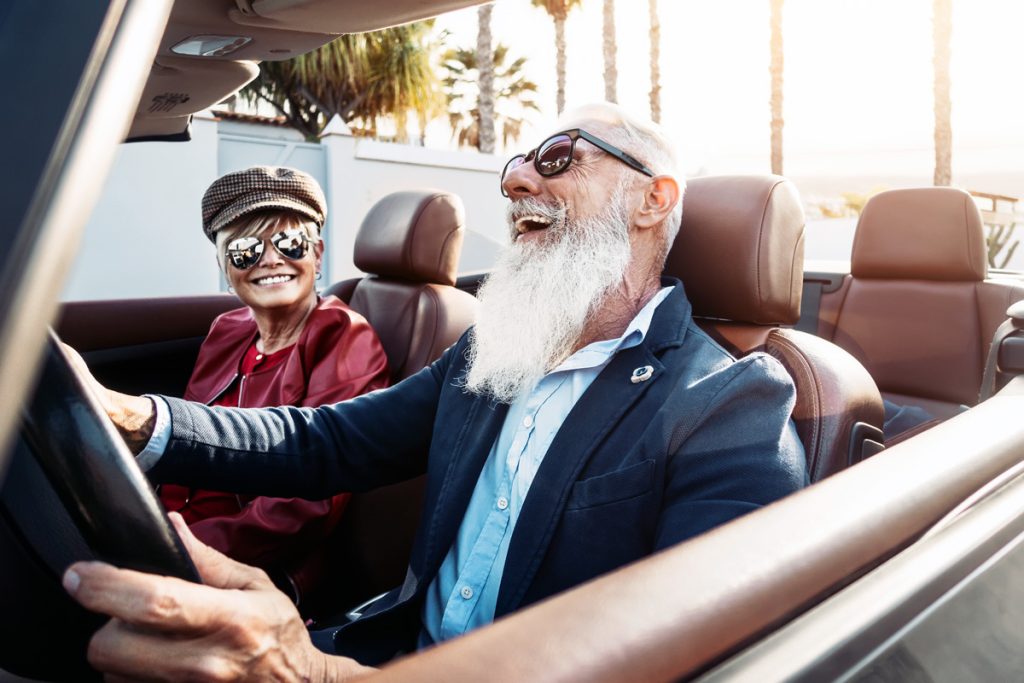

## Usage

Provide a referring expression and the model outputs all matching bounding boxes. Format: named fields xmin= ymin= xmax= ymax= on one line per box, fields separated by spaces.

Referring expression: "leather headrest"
xmin=665 ymin=175 xmax=805 ymax=325
xmin=354 ymin=190 xmax=465 ymax=286
xmin=852 ymin=187 xmax=986 ymax=281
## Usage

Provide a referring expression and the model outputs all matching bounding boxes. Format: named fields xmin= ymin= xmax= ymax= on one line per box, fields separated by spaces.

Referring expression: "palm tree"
xmin=443 ymin=43 xmax=541 ymax=150
xmin=531 ymin=0 xmax=583 ymax=114
xmin=477 ymin=4 xmax=497 ymax=154
xmin=239 ymin=22 xmax=442 ymax=141
xmin=769 ymin=0 xmax=784 ymax=176
xmin=933 ymin=0 xmax=953 ymax=186
xmin=648 ymin=0 xmax=661 ymax=122
xmin=603 ymin=0 xmax=617 ymax=103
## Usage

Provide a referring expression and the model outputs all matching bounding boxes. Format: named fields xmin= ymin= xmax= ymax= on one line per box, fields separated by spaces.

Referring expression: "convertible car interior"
xmin=811 ymin=187 xmax=1024 ymax=441
xmin=4 ymin=0 xmax=1024 ymax=680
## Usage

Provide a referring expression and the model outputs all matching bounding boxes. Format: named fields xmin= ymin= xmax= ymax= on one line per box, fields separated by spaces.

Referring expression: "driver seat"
xmin=321 ymin=189 xmax=478 ymax=612
xmin=326 ymin=189 xmax=478 ymax=382
xmin=665 ymin=175 xmax=885 ymax=482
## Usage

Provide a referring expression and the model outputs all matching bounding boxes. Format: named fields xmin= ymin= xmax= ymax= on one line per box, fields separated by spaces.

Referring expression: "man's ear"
xmin=635 ymin=176 xmax=680 ymax=230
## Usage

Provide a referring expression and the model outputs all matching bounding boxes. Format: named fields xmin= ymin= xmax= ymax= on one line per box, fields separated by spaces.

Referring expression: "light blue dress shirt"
xmin=418 ymin=286 xmax=674 ymax=646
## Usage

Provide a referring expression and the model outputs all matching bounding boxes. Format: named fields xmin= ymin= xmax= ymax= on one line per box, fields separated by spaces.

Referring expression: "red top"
xmin=159 ymin=341 xmax=292 ymax=519
xmin=158 ymin=296 xmax=390 ymax=609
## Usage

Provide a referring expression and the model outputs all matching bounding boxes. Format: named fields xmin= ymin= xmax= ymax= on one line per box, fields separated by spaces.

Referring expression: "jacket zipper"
xmin=238 ymin=373 xmax=247 ymax=406
xmin=206 ymin=373 xmax=239 ymax=406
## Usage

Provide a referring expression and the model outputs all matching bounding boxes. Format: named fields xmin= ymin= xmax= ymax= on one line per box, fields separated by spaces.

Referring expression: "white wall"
xmin=62 ymin=114 xmax=508 ymax=302
xmin=63 ymin=116 xmax=222 ymax=300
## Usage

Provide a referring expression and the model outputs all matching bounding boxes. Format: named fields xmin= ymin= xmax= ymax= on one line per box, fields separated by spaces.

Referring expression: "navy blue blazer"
xmin=153 ymin=280 xmax=807 ymax=663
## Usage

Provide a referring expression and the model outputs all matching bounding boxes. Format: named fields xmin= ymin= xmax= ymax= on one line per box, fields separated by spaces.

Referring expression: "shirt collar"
xmin=553 ymin=285 xmax=676 ymax=373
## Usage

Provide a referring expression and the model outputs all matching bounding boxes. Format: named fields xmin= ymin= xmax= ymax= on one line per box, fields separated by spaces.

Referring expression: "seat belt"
xmin=795 ymin=280 xmax=824 ymax=334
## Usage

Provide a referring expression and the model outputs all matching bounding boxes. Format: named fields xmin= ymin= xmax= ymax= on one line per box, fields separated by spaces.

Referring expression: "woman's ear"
xmin=635 ymin=176 xmax=681 ymax=230
xmin=314 ymin=239 xmax=324 ymax=273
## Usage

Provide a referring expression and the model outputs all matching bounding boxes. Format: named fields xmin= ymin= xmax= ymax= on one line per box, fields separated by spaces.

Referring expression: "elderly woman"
xmin=158 ymin=166 xmax=389 ymax=610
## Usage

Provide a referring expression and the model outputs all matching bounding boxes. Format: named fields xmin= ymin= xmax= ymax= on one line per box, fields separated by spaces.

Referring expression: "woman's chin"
xmin=239 ymin=286 xmax=312 ymax=312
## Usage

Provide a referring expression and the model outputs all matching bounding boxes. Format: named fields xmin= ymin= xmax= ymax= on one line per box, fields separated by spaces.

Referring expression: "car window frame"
xmin=0 ymin=0 xmax=172 ymax=480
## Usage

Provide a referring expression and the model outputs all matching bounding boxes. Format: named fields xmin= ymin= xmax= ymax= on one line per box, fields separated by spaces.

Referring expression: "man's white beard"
xmin=464 ymin=182 xmax=633 ymax=403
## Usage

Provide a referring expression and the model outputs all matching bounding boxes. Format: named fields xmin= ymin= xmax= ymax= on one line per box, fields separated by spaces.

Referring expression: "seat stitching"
xmin=771 ymin=332 xmax=824 ymax=477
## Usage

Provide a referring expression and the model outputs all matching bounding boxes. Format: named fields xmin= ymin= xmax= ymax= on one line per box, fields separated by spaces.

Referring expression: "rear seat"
xmin=814 ymin=187 xmax=1024 ymax=440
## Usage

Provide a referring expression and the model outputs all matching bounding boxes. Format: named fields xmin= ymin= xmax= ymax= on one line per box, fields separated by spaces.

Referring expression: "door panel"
xmin=56 ymin=295 xmax=240 ymax=397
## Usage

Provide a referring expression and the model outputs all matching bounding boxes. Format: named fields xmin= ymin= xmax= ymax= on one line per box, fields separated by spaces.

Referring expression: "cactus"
xmin=986 ymin=222 xmax=1020 ymax=270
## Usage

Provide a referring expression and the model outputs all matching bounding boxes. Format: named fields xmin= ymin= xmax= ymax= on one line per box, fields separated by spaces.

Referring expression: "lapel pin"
xmin=630 ymin=365 xmax=654 ymax=384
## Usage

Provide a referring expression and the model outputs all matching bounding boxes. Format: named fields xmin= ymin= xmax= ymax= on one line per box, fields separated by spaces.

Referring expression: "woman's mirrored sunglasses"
xmin=225 ymin=228 xmax=311 ymax=271
xmin=500 ymin=128 xmax=656 ymax=197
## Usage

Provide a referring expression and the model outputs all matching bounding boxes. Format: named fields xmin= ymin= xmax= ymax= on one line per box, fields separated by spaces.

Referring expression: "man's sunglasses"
xmin=225 ymin=228 xmax=311 ymax=270
xmin=500 ymin=128 xmax=655 ymax=197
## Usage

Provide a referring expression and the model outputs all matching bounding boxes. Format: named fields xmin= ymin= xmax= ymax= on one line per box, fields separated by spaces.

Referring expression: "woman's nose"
xmin=259 ymin=243 xmax=285 ymax=266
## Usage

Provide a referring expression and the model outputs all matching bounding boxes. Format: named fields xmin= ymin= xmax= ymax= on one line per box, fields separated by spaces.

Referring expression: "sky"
xmin=429 ymin=0 xmax=1024 ymax=196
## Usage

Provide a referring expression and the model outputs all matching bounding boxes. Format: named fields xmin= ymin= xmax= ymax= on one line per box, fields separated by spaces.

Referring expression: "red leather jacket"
xmin=160 ymin=296 xmax=389 ymax=607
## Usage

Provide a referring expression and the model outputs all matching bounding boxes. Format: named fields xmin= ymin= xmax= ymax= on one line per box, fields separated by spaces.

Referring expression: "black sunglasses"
xmin=225 ymin=228 xmax=312 ymax=270
xmin=500 ymin=128 xmax=656 ymax=197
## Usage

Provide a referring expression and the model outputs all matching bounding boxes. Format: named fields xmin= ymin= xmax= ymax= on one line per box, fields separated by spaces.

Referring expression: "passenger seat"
xmin=815 ymin=188 xmax=1024 ymax=439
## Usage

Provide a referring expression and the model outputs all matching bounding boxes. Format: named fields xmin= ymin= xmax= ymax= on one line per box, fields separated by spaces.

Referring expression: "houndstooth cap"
xmin=201 ymin=166 xmax=327 ymax=242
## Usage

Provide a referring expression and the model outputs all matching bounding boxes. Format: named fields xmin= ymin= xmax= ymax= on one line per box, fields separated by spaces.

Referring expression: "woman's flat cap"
xmin=201 ymin=166 xmax=327 ymax=242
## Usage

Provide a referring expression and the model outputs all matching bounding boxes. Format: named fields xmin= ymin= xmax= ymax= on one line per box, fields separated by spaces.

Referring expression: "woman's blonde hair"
xmin=215 ymin=210 xmax=321 ymax=272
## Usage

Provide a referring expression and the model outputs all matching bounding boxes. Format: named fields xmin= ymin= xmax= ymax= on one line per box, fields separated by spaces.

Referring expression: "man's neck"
xmin=575 ymin=275 xmax=662 ymax=351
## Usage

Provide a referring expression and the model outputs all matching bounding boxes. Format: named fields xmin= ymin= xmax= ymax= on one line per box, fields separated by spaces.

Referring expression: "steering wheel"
xmin=0 ymin=331 xmax=199 ymax=680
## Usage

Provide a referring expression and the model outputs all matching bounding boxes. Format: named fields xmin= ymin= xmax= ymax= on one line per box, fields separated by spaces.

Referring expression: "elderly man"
xmin=64 ymin=103 xmax=806 ymax=680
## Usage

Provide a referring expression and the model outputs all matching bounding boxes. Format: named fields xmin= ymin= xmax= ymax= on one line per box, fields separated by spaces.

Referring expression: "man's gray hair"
xmin=559 ymin=102 xmax=685 ymax=260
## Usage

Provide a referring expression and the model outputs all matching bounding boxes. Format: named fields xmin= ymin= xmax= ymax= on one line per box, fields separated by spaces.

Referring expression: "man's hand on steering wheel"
xmin=64 ymin=513 xmax=375 ymax=682
xmin=60 ymin=342 xmax=158 ymax=454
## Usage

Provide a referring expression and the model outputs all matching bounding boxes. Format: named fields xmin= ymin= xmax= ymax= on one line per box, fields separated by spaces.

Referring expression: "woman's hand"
xmin=61 ymin=342 xmax=157 ymax=453
xmin=64 ymin=513 xmax=375 ymax=682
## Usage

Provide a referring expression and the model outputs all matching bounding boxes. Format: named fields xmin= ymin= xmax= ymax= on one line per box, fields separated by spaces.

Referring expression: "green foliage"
xmin=530 ymin=0 xmax=584 ymax=20
xmin=239 ymin=22 xmax=442 ymax=141
xmin=442 ymin=43 xmax=540 ymax=150
xmin=986 ymin=222 xmax=1020 ymax=270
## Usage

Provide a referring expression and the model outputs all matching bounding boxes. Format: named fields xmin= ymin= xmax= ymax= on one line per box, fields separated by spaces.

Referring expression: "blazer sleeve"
xmin=150 ymin=341 xmax=460 ymax=499
xmin=653 ymin=354 xmax=808 ymax=550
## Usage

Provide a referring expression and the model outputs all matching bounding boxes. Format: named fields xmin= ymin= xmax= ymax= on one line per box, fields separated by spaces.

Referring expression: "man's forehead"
xmin=546 ymin=117 xmax=609 ymax=139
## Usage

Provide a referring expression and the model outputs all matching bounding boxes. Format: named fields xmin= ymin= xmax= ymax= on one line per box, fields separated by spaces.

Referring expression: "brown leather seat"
xmin=325 ymin=189 xmax=478 ymax=381
xmin=666 ymin=175 xmax=884 ymax=482
xmin=320 ymin=189 xmax=478 ymax=613
xmin=816 ymin=188 xmax=1024 ymax=426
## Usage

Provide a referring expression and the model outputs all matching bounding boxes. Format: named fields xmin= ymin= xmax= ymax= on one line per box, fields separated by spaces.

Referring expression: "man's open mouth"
xmin=515 ymin=215 xmax=553 ymax=236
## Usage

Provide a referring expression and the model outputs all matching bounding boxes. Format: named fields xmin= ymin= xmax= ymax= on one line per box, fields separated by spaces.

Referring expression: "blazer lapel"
xmin=495 ymin=341 xmax=665 ymax=615
xmin=421 ymin=393 xmax=509 ymax=573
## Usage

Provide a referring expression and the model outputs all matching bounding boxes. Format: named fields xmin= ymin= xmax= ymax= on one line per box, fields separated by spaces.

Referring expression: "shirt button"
xmin=460 ymin=586 xmax=473 ymax=599
xmin=497 ymin=497 xmax=509 ymax=510
xmin=523 ymin=415 xmax=534 ymax=428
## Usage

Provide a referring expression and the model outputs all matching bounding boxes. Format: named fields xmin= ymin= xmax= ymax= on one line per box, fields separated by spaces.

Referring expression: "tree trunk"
xmin=555 ymin=15 xmax=567 ymax=114
xmin=933 ymin=0 xmax=953 ymax=186
xmin=648 ymin=0 xmax=661 ymax=122
xmin=477 ymin=4 xmax=496 ymax=153
xmin=769 ymin=0 xmax=784 ymax=176
xmin=603 ymin=0 xmax=617 ymax=103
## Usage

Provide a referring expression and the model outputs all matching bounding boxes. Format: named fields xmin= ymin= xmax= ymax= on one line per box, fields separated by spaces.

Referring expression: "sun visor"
xmin=133 ymin=57 xmax=258 ymax=120
xmin=229 ymin=0 xmax=487 ymax=33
